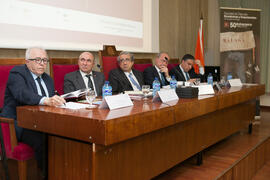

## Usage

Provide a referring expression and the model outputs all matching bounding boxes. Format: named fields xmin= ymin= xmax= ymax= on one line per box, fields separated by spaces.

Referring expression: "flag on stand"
xmin=194 ymin=16 xmax=205 ymax=74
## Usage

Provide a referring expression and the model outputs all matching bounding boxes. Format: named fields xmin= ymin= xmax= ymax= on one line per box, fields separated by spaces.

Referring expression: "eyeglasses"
xmin=28 ymin=57 xmax=49 ymax=64
xmin=119 ymin=58 xmax=131 ymax=63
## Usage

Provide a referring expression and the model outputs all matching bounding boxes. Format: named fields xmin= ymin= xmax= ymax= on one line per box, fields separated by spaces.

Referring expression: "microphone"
xmin=96 ymin=64 xmax=101 ymax=69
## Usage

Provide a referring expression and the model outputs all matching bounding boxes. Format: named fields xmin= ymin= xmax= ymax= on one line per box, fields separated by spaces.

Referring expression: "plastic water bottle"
xmin=227 ymin=72 xmax=233 ymax=81
xmin=152 ymin=77 xmax=160 ymax=97
xmin=102 ymin=81 xmax=112 ymax=98
xmin=207 ymin=73 xmax=213 ymax=86
xmin=170 ymin=76 xmax=177 ymax=89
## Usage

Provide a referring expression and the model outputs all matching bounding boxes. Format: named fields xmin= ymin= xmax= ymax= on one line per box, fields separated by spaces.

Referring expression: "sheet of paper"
xmin=60 ymin=102 xmax=89 ymax=109
xmin=78 ymin=99 xmax=102 ymax=105
xmin=153 ymin=89 xmax=179 ymax=103
xmin=124 ymin=90 xmax=143 ymax=95
xmin=185 ymin=82 xmax=192 ymax=86
xmin=229 ymin=79 xmax=243 ymax=87
xmin=195 ymin=84 xmax=215 ymax=95
xmin=99 ymin=94 xmax=133 ymax=110
xmin=161 ymin=85 xmax=171 ymax=89
xmin=177 ymin=81 xmax=184 ymax=86
xmin=242 ymin=83 xmax=258 ymax=86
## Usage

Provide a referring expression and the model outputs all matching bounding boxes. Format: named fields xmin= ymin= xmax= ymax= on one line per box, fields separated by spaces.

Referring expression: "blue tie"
xmin=160 ymin=72 xmax=166 ymax=86
xmin=128 ymin=73 xmax=141 ymax=90
xmin=185 ymin=72 xmax=190 ymax=81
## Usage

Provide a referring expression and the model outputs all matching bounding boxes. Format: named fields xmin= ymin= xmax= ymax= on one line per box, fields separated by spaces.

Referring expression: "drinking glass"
xmin=220 ymin=76 xmax=226 ymax=86
xmin=195 ymin=78 xmax=201 ymax=85
xmin=142 ymin=85 xmax=150 ymax=100
xmin=85 ymin=88 xmax=96 ymax=108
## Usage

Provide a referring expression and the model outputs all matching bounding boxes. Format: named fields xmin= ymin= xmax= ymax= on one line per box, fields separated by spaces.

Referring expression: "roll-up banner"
xmin=220 ymin=7 xmax=261 ymax=83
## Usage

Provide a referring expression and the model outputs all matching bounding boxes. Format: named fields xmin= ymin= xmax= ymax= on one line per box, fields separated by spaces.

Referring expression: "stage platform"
xmin=153 ymin=107 xmax=270 ymax=180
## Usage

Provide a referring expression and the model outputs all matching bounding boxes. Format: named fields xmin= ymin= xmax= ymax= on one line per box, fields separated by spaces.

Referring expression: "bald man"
xmin=64 ymin=52 xmax=105 ymax=96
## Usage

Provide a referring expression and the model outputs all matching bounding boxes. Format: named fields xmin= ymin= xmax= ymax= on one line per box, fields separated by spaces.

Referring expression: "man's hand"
xmin=44 ymin=95 xmax=66 ymax=107
xmin=159 ymin=66 xmax=169 ymax=77
xmin=188 ymin=79 xmax=197 ymax=83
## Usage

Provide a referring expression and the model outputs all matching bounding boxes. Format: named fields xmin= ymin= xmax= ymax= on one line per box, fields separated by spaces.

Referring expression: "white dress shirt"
xmin=79 ymin=70 xmax=97 ymax=95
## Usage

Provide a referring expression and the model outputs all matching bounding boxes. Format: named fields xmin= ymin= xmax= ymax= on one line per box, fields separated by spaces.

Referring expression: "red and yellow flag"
xmin=194 ymin=17 xmax=205 ymax=74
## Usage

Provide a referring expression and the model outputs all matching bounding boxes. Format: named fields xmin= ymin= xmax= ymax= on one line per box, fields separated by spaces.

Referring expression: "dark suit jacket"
xmin=143 ymin=66 xmax=169 ymax=88
xmin=1 ymin=65 xmax=55 ymax=140
xmin=108 ymin=68 xmax=144 ymax=94
xmin=169 ymin=65 xmax=203 ymax=82
xmin=63 ymin=70 xmax=105 ymax=96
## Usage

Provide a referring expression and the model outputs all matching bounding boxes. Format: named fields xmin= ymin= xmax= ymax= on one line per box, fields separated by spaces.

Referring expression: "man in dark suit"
xmin=170 ymin=54 xmax=204 ymax=83
xmin=108 ymin=51 xmax=144 ymax=94
xmin=1 ymin=47 xmax=66 ymax=173
xmin=64 ymin=52 xmax=105 ymax=96
xmin=143 ymin=52 xmax=171 ymax=88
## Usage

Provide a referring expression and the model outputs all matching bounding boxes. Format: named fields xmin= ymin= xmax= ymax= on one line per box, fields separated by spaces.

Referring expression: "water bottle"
xmin=102 ymin=81 xmax=112 ymax=98
xmin=170 ymin=76 xmax=177 ymax=89
xmin=207 ymin=73 xmax=213 ymax=86
xmin=152 ymin=77 xmax=160 ymax=97
xmin=227 ymin=72 xmax=233 ymax=81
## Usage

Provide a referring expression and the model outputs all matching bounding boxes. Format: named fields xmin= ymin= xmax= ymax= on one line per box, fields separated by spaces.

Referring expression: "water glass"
xmin=85 ymin=88 xmax=96 ymax=108
xmin=142 ymin=85 xmax=150 ymax=100
xmin=194 ymin=78 xmax=201 ymax=85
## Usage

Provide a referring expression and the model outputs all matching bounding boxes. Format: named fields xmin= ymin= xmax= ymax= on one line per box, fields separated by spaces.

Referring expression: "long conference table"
xmin=17 ymin=84 xmax=265 ymax=180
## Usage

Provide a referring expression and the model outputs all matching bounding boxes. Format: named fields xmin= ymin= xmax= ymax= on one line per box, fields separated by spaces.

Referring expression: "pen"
xmin=55 ymin=90 xmax=66 ymax=106
xmin=55 ymin=90 xmax=60 ymax=96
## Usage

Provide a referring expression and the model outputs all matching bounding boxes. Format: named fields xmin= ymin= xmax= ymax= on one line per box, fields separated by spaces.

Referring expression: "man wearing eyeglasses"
xmin=63 ymin=52 xmax=105 ymax=96
xmin=1 ymin=47 xmax=66 ymax=176
xmin=108 ymin=51 xmax=144 ymax=94
xmin=143 ymin=52 xmax=171 ymax=88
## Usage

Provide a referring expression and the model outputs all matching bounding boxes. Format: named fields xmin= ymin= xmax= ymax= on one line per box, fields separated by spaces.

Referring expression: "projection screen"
xmin=0 ymin=0 xmax=159 ymax=52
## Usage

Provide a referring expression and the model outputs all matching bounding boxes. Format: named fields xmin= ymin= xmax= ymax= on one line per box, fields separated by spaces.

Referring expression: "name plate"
xmin=99 ymin=94 xmax=133 ymax=110
xmin=197 ymin=84 xmax=215 ymax=95
xmin=153 ymin=89 xmax=179 ymax=103
xmin=184 ymin=82 xmax=192 ymax=86
xmin=228 ymin=78 xmax=243 ymax=87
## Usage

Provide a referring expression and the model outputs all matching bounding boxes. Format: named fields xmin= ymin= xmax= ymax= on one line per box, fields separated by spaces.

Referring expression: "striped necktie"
xmin=128 ymin=73 xmax=141 ymax=90
xmin=85 ymin=74 xmax=94 ymax=90
xmin=160 ymin=72 xmax=166 ymax=86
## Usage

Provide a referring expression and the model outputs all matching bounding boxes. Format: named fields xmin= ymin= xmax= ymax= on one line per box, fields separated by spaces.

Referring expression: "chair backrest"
xmin=98 ymin=45 xmax=121 ymax=80
xmin=0 ymin=59 xmax=25 ymax=108
xmin=0 ymin=59 xmax=25 ymax=158
xmin=50 ymin=58 xmax=79 ymax=95
xmin=133 ymin=58 xmax=153 ymax=72
xmin=168 ymin=58 xmax=180 ymax=71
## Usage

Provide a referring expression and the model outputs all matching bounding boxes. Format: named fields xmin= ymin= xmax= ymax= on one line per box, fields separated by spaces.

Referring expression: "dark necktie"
xmin=128 ymin=73 xmax=141 ymax=90
xmin=86 ymin=74 xmax=94 ymax=90
xmin=160 ymin=72 xmax=166 ymax=86
xmin=185 ymin=72 xmax=190 ymax=81
xmin=36 ymin=77 xmax=46 ymax=97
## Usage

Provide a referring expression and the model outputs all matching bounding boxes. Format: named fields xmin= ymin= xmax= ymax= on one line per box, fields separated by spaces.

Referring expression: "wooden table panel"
xmin=48 ymin=136 xmax=92 ymax=179
xmin=91 ymin=101 xmax=255 ymax=180
xmin=16 ymin=85 xmax=265 ymax=180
